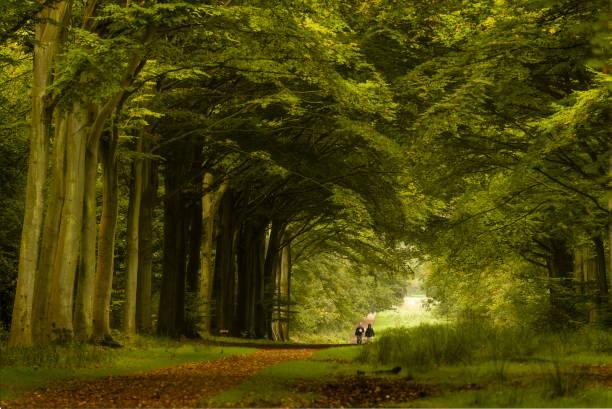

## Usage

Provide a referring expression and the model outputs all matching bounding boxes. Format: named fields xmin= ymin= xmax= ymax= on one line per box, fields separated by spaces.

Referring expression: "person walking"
xmin=365 ymin=323 xmax=375 ymax=343
xmin=355 ymin=322 xmax=365 ymax=344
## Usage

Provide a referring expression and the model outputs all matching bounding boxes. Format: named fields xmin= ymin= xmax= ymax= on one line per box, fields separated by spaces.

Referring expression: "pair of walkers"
xmin=354 ymin=322 xmax=374 ymax=344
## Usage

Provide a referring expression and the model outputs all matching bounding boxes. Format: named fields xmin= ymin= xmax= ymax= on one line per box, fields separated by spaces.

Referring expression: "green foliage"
xmin=360 ymin=321 xmax=612 ymax=369
xmin=291 ymin=252 xmax=407 ymax=340
xmin=0 ymin=44 xmax=29 ymax=330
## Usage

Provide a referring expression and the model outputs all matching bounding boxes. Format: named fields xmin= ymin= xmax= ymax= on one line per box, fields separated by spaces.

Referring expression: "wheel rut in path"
xmin=4 ymin=348 xmax=315 ymax=408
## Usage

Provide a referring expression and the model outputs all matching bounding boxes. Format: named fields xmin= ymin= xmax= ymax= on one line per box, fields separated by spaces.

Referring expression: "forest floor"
xmin=1 ymin=342 xmax=610 ymax=408
xmin=2 ymin=348 xmax=315 ymax=408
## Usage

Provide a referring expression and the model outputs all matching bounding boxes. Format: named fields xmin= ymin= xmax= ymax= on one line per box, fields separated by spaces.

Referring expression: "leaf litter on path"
xmin=3 ymin=348 xmax=315 ymax=408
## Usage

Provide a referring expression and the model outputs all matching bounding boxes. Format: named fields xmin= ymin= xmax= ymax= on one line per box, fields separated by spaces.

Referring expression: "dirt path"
xmin=4 ymin=349 xmax=315 ymax=408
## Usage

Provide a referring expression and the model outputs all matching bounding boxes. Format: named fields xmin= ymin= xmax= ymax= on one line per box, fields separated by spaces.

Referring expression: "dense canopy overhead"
xmin=0 ymin=0 xmax=609 ymax=347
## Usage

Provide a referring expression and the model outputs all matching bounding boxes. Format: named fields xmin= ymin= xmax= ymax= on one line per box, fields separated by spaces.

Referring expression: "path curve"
xmin=4 ymin=349 xmax=315 ymax=408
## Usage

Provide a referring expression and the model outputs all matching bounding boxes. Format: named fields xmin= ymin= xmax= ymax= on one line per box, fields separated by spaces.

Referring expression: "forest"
xmin=0 ymin=0 xmax=610 ymax=408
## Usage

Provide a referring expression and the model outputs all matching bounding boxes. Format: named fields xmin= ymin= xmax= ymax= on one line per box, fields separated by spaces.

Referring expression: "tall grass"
xmin=360 ymin=321 xmax=612 ymax=369
xmin=0 ymin=342 xmax=113 ymax=368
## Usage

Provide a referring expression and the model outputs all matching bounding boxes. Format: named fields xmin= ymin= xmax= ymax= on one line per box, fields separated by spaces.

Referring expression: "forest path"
xmin=5 ymin=348 xmax=315 ymax=408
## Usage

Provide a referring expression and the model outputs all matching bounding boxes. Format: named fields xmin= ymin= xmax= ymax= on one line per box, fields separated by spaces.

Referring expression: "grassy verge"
xmin=0 ymin=336 xmax=255 ymax=401
xmin=204 ymin=324 xmax=611 ymax=408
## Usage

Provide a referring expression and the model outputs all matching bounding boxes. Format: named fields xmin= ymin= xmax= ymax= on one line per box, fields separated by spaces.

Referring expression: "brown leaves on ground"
xmin=3 ymin=349 xmax=314 ymax=408
xmin=294 ymin=376 xmax=430 ymax=408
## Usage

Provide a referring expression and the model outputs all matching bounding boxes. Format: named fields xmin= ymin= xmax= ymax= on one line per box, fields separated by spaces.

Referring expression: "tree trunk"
xmin=74 ymin=132 xmax=99 ymax=341
xmin=91 ymin=131 xmax=119 ymax=342
xmin=136 ymin=152 xmax=157 ymax=334
xmin=123 ymin=133 xmax=143 ymax=334
xmin=214 ymin=190 xmax=237 ymax=335
xmin=31 ymin=115 xmax=68 ymax=343
xmin=197 ymin=172 xmax=226 ymax=337
xmin=263 ymin=220 xmax=284 ymax=339
xmin=546 ymin=238 xmax=576 ymax=327
xmin=9 ymin=1 xmax=70 ymax=347
xmin=186 ymin=200 xmax=202 ymax=293
xmin=236 ymin=222 xmax=259 ymax=337
xmin=253 ymin=224 xmax=267 ymax=338
xmin=593 ymin=236 xmax=609 ymax=312
xmin=157 ymin=162 xmax=186 ymax=338
xmin=46 ymin=106 xmax=87 ymax=343
xmin=279 ymin=240 xmax=291 ymax=341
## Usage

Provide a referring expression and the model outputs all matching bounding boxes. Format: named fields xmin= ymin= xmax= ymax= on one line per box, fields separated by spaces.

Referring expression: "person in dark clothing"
xmin=365 ymin=323 xmax=375 ymax=343
xmin=355 ymin=322 xmax=365 ymax=344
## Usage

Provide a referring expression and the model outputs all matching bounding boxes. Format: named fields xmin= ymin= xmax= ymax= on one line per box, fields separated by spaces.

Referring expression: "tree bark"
xmin=214 ymin=189 xmax=237 ymax=335
xmin=123 ymin=133 xmax=143 ymax=334
xmin=546 ymin=238 xmax=576 ymax=327
xmin=91 ymin=130 xmax=119 ymax=341
xmin=263 ymin=220 xmax=284 ymax=339
xmin=46 ymin=105 xmax=87 ymax=343
xmin=253 ymin=224 xmax=267 ymax=338
xmin=9 ymin=1 xmax=70 ymax=347
xmin=31 ymin=115 xmax=68 ymax=343
xmin=74 ymin=129 xmax=99 ymax=341
xmin=197 ymin=172 xmax=226 ymax=337
xmin=279 ymin=239 xmax=291 ymax=341
xmin=593 ymin=236 xmax=609 ymax=309
xmin=186 ymin=200 xmax=202 ymax=293
xmin=136 ymin=150 xmax=157 ymax=334
xmin=157 ymin=162 xmax=186 ymax=338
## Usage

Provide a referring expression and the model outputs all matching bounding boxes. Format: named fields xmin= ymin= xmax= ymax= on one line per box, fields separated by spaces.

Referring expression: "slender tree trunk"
xmin=279 ymin=240 xmax=291 ymax=341
xmin=9 ymin=1 xmax=70 ymax=347
xmin=609 ymin=155 xmax=612 ymax=294
xmin=136 ymin=153 xmax=156 ymax=333
xmin=236 ymin=223 xmax=254 ymax=336
xmin=186 ymin=200 xmax=202 ymax=293
xmin=158 ymin=162 xmax=186 ymax=337
xmin=46 ymin=105 xmax=87 ymax=343
xmin=31 ymin=115 xmax=68 ymax=343
xmin=214 ymin=190 xmax=237 ymax=335
xmin=593 ymin=236 xmax=609 ymax=309
xmin=91 ymin=131 xmax=119 ymax=342
xmin=264 ymin=220 xmax=284 ymax=339
xmin=123 ymin=133 xmax=143 ymax=334
xmin=253 ymin=224 xmax=266 ymax=338
xmin=546 ymin=238 xmax=576 ymax=327
xmin=197 ymin=172 xmax=226 ymax=337
xmin=74 ymin=132 xmax=99 ymax=341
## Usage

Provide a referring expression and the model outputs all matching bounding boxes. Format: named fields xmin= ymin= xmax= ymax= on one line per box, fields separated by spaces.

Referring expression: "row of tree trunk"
xmin=9 ymin=3 xmax=295 ymax=345
xmin=9 ymin=1 xmax=152 ymax=346
xmin=157 ymin=158 xmax=294 ymax=340
xmin=544 ymin=237 xmax=610 ymax=327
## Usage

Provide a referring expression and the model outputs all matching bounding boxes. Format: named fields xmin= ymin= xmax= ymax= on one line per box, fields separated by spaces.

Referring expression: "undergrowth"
xmin=360 ymin=322 xmax=612 ymax=369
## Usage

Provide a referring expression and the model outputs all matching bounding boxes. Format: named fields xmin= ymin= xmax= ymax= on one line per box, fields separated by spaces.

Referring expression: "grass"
xmin=204 ymin=346 xmax=362 ymax=407
xmin=360 ymin=322 xmax=612 ymax=369
xmin=206 ymin=322 xmax=611 ymax=408
xmin=0 ymin=336 xmax=255 ymax=401
xmin=404 ymin=384 xmax=611 ymax=408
